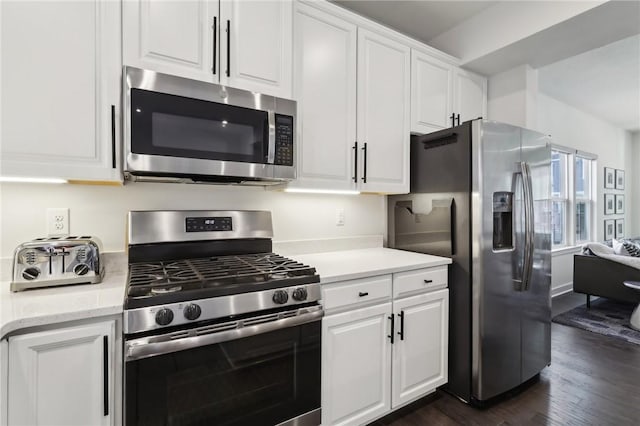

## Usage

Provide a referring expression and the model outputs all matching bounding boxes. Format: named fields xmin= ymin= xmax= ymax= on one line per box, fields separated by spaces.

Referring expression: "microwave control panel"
xmin=274 ymin=114 xmax=294 ymax=166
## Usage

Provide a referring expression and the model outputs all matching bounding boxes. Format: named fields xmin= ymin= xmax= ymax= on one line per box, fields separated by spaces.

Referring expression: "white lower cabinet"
xmin=7 ymin=321 xmax=115 ymax=426
xmin=391 ymin=289 xmax=449 ymax=408
xmin=321 ymin=269 xmax=449 ymax=425
xmin=322 ymin=303 xmax=392 ymax=426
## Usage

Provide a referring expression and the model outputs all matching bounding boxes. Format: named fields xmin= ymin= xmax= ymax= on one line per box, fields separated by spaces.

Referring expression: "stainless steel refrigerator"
xmin=388 ymin=119 xmax=552 ymax=404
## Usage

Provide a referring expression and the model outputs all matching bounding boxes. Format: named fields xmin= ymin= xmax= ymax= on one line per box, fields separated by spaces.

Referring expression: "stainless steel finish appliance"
xmin=11 ymin=236 xmax=104 ymax=291
xmin=123 ymin=210 xmax=322 ymax=426
xmin=389 ymin=120 xmax=551 ymax=404
xmin=123 ymin=67 xmax=296 ymax=185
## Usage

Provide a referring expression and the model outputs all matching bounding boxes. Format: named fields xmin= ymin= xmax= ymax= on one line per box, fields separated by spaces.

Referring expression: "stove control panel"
xmin=186 ymin=217 xmax=233 ymax=232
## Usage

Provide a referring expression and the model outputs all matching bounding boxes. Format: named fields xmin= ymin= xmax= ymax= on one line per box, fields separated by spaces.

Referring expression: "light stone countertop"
xmin=290 ymin=247 xmax=451 ymax=284
xmin=0 ymin=247 xmax=451 ymax=339
xmin=0 ymin=253 xmax=127 ymax=340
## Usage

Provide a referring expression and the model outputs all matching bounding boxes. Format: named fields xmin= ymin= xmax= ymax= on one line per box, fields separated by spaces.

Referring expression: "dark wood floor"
xmin=372 ymin=292 xmax=640 ymax=426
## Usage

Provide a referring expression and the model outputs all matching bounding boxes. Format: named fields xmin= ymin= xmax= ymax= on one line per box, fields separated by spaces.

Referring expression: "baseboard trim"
xmin=552 ymin=282 xmax=573 ymax=298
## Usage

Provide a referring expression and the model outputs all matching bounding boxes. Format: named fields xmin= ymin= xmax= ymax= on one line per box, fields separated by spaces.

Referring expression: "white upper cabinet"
xmin=220 ymin=0 xmax=293 ymax=98
xmin=123 ymin=0 xmax=292 ymax=98
xmin=292 ymin=3 xmax=357 ymax=190
xmin=411 ymin=50 xmax=454 ymax=133
xmin=292 ymin=1 xmax=410 ymax=194
xmin=0 ymin=0 xmax=121 ymax=182
xmin=7 ymin=321 xmax=115 ymax=426
xmin=454 ymin=68 xmax=487 ymax=124
xmin=411 ymin=49 xmax=487 ymax=133
xmin=391 ymin=289 xmax=449 ymax=408
xmin=357 ymin=28 xmax=411 ymax=194
xmin=123 ymin=0 xmax=219 ymax=83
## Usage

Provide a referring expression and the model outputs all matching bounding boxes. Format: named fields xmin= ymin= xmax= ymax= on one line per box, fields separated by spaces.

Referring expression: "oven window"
xmin=126 ymin=321 xmax=320 ymax=426
xmin=130 ymin=88 xmax=269 ymax=164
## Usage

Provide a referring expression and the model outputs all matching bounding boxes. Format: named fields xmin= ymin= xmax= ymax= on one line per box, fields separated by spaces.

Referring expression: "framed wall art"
xmin=615 ymin=194 xmax=625 ymax=214
xmin=604 ymin=167 xmax=615 ymax=189
xmin=605 ymin=219 xmax=615 ymax=240
xmin=615 ymin=219 xmax=624 ymax=239
xmin=604 ymin=194 xmax=615 ymax=215
xmin=615 ymin=169 xmax=625 ymax=190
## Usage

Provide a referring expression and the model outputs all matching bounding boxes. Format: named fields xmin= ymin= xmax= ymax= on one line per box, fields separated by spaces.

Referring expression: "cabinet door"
xmin=391 ymin=289 xmax=448 ymax=408
xmin=1 ymin=0 xmax=121 ymax=181
xmin=8 ymin=321 xmax=115 ymax=426
xmin=454 ymin=68 xmax=487 ymax=123
xmin=220 ymin=0 xmax=292 ymax=98
xmin=123 ymin=0 xmax=218 ymax=83
xmin=291 ymin=3 xmax=357 ymax=190
xmin=357 ymin=28 xmax=410 ymax=194
xmin=322 ymin=303 xmax=392 ymax=426
xmin=411 ymin=50 xmax=454 ymax=133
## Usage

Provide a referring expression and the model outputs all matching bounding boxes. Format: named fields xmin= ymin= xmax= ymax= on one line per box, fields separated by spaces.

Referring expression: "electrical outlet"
xmin=336 ymin=208 xmax=345 ymax=226
xmin=47 ymin=208 xmax=69 ymax=236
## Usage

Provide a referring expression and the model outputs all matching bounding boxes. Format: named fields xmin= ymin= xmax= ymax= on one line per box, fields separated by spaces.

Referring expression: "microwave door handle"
xmin=267 ymin=110 xmax=276 ymax=164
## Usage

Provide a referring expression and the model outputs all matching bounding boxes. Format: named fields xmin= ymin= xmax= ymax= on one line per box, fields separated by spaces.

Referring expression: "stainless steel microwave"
xmin=123 ymin=67 xmax=296 ymax=185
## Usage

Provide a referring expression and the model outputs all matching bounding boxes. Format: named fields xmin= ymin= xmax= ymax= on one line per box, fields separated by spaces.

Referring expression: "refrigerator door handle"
xmin=521 ymin=161 xmax=535 ymax=291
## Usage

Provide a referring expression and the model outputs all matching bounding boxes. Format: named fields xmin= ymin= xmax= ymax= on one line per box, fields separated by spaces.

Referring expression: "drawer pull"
xmin=358 ymin=292 xmax=369 ymax=297
xmin=424 ymin=279 xmax=433 ymax=284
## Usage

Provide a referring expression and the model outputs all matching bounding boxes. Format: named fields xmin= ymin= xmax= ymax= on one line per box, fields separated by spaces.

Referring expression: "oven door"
xmin=124 ymin=308 xmax=322 ymax=426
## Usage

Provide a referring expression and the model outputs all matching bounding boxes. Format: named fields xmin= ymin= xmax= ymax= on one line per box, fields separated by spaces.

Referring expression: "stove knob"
xmin=22 ymin=267 xmax=41 ymax=281
xmin=155 ymin=308 xmax=174 ymax=326
xmin=73 ymin=263 xmax=90 ymax=276
xmin=183 ymin=304 xmax=202 ymax=321
xmin=272 ymin=290 xmax=289 ymax=305
xmin=292 ymin=287 xmax=308 ymax=301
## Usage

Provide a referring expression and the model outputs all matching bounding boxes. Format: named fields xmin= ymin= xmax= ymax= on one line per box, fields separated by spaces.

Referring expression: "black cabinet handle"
xmin=424 ymin=279 xmax=433 ymax=284
xmin=388 ymin=314 xmax=395 ymax=344
xmin=398 ymin=311 xmax=405 ymax=340
xmin=358 ymin=291 xmax=368 ymax=297
xmin=352 ymin=141 xmax=358 ymax=183
xmin=212 ymin=17 xmax=217 ymax=75
xmin=226 ymin=20 xmax=231 ymax=77
xmin=103 ymin=335 xmax=109 ymax=416
xmin=456 ymin=114 xmax=460 ymax=126
xmin=450 ymin=113 xmax=455 ymax=128
xmin=110 ymin=105 xmax=116 ymax=169
xmin=361 ymin=142 xmax=368 ymax=183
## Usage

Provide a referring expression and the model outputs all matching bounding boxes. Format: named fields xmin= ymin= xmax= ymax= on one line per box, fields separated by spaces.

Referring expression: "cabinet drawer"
xmin=323 ymin=275 xmax=392 ymax=312
xmin=393 ymin=266 xmax=448 ymax=298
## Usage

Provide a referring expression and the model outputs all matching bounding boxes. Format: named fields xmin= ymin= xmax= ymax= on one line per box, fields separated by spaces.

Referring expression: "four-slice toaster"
xmin=11 ymin=236 xmax=104 ymax=292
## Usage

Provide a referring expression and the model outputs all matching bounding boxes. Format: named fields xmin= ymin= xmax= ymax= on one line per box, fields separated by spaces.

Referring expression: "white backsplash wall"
xmin=0 ymin=182 xmax=386 ymax=259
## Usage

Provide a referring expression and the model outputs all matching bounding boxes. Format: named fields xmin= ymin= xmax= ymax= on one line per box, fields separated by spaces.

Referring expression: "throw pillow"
xmin=612 ymin=238 xmax=629 ymax=256
xmin=622 ymin=240 xmax=640 ymax=257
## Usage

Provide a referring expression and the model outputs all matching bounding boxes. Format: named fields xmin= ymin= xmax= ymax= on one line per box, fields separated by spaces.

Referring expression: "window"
xmin=550 ymin=147 xmax=596 ymax=249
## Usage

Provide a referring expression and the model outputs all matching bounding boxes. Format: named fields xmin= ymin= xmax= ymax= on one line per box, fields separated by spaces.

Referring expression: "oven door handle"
xmin=125 ymin=307 xmax=323 ymax=362
xmin=267 ymin=110 xmax=276 ymax=164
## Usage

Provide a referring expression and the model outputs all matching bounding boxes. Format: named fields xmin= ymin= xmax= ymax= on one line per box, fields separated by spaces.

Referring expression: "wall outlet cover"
xmin=47 ymin=208 xmax=69 ymax=236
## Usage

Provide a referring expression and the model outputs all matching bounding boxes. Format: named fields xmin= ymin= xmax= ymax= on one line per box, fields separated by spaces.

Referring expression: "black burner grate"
xmin=126 ymin=253 xmax=317 ymax=299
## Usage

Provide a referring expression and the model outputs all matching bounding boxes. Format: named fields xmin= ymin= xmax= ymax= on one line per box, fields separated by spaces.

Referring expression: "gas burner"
xmin=150 ymin=286 xmax=182 ymax=294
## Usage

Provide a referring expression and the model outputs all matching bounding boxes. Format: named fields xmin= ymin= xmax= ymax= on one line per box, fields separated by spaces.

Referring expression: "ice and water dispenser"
xmin=493 ymin=191 xmax=513 ymax=250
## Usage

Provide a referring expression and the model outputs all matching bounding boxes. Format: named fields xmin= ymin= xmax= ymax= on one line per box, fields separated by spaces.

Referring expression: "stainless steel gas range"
xmin=123 ymin=210 xmax=322 ymax=426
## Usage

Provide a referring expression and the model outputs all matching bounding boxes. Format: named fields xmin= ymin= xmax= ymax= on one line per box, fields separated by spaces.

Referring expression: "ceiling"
xmin=333 ymin=0 xmax=640 ymax=133
xmin=539 ymin=35 xmax=640 ymax=132
xmin=332 ymin=1 xmax=498 ymax=43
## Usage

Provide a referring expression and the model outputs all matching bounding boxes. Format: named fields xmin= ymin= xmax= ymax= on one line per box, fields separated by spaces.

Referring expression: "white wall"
xmin=488 ymin=64 xmax=538 ymax=129
xmin=0 ymin=182 xmax=386 ymax=259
